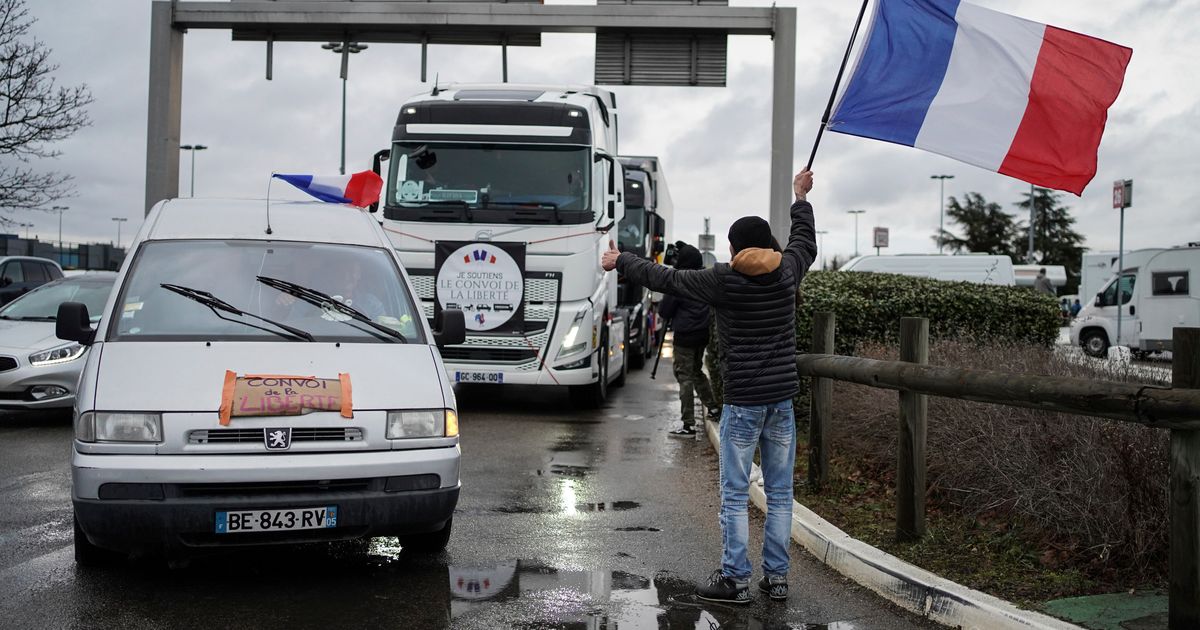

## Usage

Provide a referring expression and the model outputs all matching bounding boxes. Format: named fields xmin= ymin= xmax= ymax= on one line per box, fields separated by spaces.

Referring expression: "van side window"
xmin=1099 ymin=274 xmax=1136 ymax=307
xmin=21 ymin=261 xmax=47 ymax=283
xmin=1152 ymin=271 xmax=1189 ymax=296
xmin=0 ymin=262 xmax=23 ymax=287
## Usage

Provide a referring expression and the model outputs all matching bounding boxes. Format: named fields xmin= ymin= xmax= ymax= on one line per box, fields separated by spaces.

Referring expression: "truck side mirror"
xmin=369 ymin=148 xmax=391 ymax=213
xmin=56 ymin=302 xmax=95 ymax=346
xmin=434 ymin=309 xmax=466 ymax=348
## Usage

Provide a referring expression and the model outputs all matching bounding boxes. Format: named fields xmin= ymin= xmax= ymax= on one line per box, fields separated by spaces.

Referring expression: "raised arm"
xmin=782 ymin=170 xmax=818 ymax=280
xmin=601 ymin=242 xmax=721 ymax=305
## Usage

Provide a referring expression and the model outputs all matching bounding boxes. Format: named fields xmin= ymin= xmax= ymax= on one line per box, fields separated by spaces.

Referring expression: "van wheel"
xmin=1082 ymin=330 xmax=1110 ymax=358
xmin=74 ymin=514 xmax=121 ymax=567
xmin=570 ymin=330 xmax=609 ymax=408
xmin=399 ymin=518 xmax=452 ymax=554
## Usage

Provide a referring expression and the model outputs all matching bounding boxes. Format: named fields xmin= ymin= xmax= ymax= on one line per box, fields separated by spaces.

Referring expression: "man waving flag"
xmin=827 ymin=0 xmax=1132 ymax=195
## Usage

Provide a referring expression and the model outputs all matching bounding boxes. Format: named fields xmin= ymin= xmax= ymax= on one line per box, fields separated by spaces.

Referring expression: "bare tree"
xmin=0 ymin=0 xmax=91 ymax=219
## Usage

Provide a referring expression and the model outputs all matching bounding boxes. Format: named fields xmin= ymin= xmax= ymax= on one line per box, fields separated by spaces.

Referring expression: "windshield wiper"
xmin=400 ymin=199 xmax=474 ymax=222
xmin=159 ymin=284 xmax=314 ymax=342
xmin=255 ymin=276 xmax=408 ymax=343
xmin=486 ymin=200 xmax=562 ymax=224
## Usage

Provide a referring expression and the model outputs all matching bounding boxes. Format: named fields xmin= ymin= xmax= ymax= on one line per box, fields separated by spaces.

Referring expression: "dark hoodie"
xmin=615 ymin=201 xmax=817 ymax=405
xmin=658 ymin=243 xmax=710 ymax=348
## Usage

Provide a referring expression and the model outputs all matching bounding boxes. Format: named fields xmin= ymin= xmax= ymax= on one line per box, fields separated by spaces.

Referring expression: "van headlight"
xmin=76 ymin=412 xmax=163 ymax=443
xmin=29 ymin=343 xmax=86 ymax=366
xmin=556 ymin=310 xmax=590 ymax=359
xmin=387 ymin=409 xmax=457 ymax=438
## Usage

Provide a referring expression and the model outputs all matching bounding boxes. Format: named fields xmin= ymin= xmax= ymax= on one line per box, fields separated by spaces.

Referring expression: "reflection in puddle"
xmin=448 ymin=561 xmax=858 ymax=629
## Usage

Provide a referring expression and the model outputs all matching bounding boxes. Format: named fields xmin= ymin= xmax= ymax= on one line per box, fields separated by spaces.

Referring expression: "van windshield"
xmin=109 ymin=240 xmax=425 ymax=343
xmin=385 ymin=142 xmax=592 ymax=224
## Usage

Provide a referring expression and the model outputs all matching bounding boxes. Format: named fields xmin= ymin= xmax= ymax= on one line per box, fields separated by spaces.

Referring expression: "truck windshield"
xmin=386 ymin=142 xmax=592 ymax=224
xmin=109 ymin=240 xmax=425 ymax=343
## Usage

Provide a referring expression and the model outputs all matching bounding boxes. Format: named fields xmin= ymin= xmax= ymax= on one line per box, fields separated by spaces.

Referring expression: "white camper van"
xmin=840 ymin=254 xmax=1015 ymax=286
xmin=1070 ymin=246 xmax=1200 ymax=357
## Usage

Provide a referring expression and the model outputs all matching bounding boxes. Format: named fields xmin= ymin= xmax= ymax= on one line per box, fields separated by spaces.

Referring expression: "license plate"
xmin=455 ymin=371 xmax=503 ymax=384
xmin=215 ymin=506 xmax=338 ymax=534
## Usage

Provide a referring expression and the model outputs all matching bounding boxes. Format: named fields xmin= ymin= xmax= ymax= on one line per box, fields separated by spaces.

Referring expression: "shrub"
xmin=829 ymin=339 xmax=1170 ymax=580
xmin=796 ymin=271 xmax=1062 ymax=355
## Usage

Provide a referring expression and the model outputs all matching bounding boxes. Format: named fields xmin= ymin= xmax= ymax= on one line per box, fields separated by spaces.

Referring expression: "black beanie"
xmin=728 ymin=216 xmax=775 ymax=253
xmin=673 ymin=241 xmax=703 ymax=270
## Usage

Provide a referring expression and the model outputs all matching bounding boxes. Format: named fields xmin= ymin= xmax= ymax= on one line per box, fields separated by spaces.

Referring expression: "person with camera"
xmin=601 ymin=169 xmax=817 ymax=604
xmin=658 ymin=241 xmax=718 ymax=437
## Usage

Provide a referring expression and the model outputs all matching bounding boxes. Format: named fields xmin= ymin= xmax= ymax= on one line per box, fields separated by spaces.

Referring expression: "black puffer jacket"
xmin=658 ymin=243 xmax=709 ymax=348
xmin=616 ymin=201 xmax=816 ymax=405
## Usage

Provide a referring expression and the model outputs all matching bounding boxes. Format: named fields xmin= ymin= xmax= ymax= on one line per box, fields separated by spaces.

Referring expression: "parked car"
xmin=0 ymin=256 xmax=64 ymax=306
xmin=1070 ymin=245 xmax=1200 ymax=357
xmin=0 ymin=272 xmax=116 ymax=410
xmin=60 ymin=198 xmax=466 ymax=565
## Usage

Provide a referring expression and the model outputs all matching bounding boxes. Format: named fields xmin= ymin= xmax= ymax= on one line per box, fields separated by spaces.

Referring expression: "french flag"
xmin=829 ymin=0 xmax=1132 ymax=195
xmin=272 ymin=170 xmax=383 ymax=208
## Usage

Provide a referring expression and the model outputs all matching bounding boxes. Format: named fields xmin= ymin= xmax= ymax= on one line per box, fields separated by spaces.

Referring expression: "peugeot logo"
xmin=265 ymin=428 xmax=292 ymax=451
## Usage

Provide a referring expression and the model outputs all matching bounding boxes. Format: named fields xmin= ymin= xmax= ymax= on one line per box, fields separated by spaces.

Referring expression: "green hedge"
xmin=704 ymin=271 xmax=1061 ymax=406
xmin=795 ymin=271 xmax=1062 ymax=354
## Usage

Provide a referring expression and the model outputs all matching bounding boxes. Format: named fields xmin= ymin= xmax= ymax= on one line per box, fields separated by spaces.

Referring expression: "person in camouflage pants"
xmin=659 ymin=242 xmax=717 ymax=436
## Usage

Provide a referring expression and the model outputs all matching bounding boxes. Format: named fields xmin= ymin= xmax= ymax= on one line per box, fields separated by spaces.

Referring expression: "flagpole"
xmin=804 ymin=0 xmax=872 ymax=171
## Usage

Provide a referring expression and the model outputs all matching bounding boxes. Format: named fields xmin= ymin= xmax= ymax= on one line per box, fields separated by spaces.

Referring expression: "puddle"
xmin=448 ymin=561 xmax=862 ymax=629
xmin=491 ymin=500 xmax=641 ymax=515
xmin=614 ymin=526 xmax=661 ymax=532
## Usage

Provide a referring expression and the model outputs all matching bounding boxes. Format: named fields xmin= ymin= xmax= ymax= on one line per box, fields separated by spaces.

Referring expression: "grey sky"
xmin=18 ymin=0 xmax=1200 ymax=262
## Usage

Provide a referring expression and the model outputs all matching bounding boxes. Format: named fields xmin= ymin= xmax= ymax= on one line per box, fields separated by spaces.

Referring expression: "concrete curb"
xmin=703 ymin=419 xmax=1081 ymax=630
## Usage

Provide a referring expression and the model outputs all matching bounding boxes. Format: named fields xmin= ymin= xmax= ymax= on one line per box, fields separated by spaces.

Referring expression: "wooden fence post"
xmin=808 ymin=311 xmax=835 ymax=493
xmin=1170 ymin=327 xmax=1200 ymax=629
xmin=897 ymin=317 xmax=929 ymax=542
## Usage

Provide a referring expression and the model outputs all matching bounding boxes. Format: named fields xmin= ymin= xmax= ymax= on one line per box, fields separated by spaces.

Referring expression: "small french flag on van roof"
xmin=272 ymin=171 xmax=383 ymax=208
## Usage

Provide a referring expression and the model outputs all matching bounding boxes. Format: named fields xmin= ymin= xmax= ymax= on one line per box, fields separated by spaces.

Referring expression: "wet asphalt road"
xmin=0 ymin=359 xmax=933 ymax=630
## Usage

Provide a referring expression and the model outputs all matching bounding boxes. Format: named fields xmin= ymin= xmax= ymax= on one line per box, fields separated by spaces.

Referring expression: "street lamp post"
xmin=322 ymin=41 xmax=368 ymax=175
xmin=931 ymin=174 xmax=954 ymax=253
xmin=52 ymin=205 xmax=68 ymax=266
xmin=816 ymin=230 xmax=829 ymax=270
xmin=847 ymin=210 xmax=866 ymax=257
xmin=18 ymin=222 xmax=32 ymax=239
xmin=111 ymin=217 xmax=128 ymax=248
xmin=179 ymin=144 xmax=208 ymax=197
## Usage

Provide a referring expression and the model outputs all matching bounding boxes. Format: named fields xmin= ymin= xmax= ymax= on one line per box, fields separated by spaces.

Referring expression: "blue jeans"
xmin=718 ymin=401 xmax=796 ymax=582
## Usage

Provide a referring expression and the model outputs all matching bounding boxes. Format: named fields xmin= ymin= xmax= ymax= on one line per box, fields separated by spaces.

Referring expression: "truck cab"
xmin=379 ymin=84 xmax=628 ymax=406
xmin=615 ymin=156 xmax=672 ymax=370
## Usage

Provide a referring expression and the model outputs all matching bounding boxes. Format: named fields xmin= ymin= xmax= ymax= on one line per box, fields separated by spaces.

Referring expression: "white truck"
xmin=376 ymin=84 xmax=628 ymax=406
xmin=615 ymin=156 xmax=673 ymax=369
xmin=1070 ymin=246 xmax=1200 ymax=357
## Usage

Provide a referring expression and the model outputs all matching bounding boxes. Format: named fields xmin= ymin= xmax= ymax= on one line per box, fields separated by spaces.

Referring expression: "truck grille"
xmin=410 ymin=272 xmax=560 ymax=369
xmin=188 ymin=428 xmax=364 ymax=444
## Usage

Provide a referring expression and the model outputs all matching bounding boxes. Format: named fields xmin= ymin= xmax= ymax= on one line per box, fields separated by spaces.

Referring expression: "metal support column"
xmin=145 ymin=1 xmax=184 ymax=216
xmin=768 ymin=7 xmax=797 ymax=245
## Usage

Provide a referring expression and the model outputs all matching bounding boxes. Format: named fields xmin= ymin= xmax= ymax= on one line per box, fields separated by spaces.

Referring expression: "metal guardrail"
xmin=798 ymin=312 xmax=1200 ymax=629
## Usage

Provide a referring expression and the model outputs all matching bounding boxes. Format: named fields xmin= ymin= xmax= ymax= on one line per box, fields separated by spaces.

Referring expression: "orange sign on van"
xmin=218 ymin=371 xmax=352 ymax=426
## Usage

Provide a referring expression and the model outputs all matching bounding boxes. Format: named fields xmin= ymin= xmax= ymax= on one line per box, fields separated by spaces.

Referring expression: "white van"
xmin=839 ymin=254 xmax=1016 ymax=285
xmin=56 ymin=198 xmax=466 ymax=564
xmin=1070 ymin=246 xmax=1200 ymax=357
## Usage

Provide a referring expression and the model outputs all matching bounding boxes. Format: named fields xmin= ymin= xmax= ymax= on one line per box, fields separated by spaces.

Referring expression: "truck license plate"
xmin=215 ymin=506 xmax=338 ymax=533
xmin=455 ymin=371 xmax=503 ymax=384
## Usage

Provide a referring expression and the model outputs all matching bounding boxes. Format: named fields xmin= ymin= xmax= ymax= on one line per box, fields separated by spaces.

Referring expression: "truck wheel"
xmin=1081 ymin=330 xmax=1110 ymax=358
xmin=399 ymin=518 xmax=453 ymax=554
xmin=74 ymin=514 xmax=121 ymax=567
xmin=569 ymin=331 xmax=609 ymax=408
xmin=612 ymin=326 xmax=628 ymax=388
xmin=629 ymin=339 xmax=646 ymax=370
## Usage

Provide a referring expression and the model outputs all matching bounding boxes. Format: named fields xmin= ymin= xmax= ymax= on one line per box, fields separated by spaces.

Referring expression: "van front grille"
xmin=188 ymin=428 xmax=364 ymax=444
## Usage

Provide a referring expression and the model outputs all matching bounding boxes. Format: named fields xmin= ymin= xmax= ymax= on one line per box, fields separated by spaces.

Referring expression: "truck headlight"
xmin=76 ymin=412 xmax=163 ymax=443
xmin=29 ymin=343 xmax=86 ymax=366
xmin=387 ymin=409 xmax=456 ymax=438
xmin=556 ymin=310 xmax=590 ymax=359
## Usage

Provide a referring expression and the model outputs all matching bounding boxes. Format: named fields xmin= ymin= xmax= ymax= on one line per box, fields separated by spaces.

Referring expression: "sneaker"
xmin=758 ymin=575 xmax=788 ymax=601
xmin=669 ymin=426 xmax=697 ymax=437
xmin=696 ymin=570 xmax=751 ymax=604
